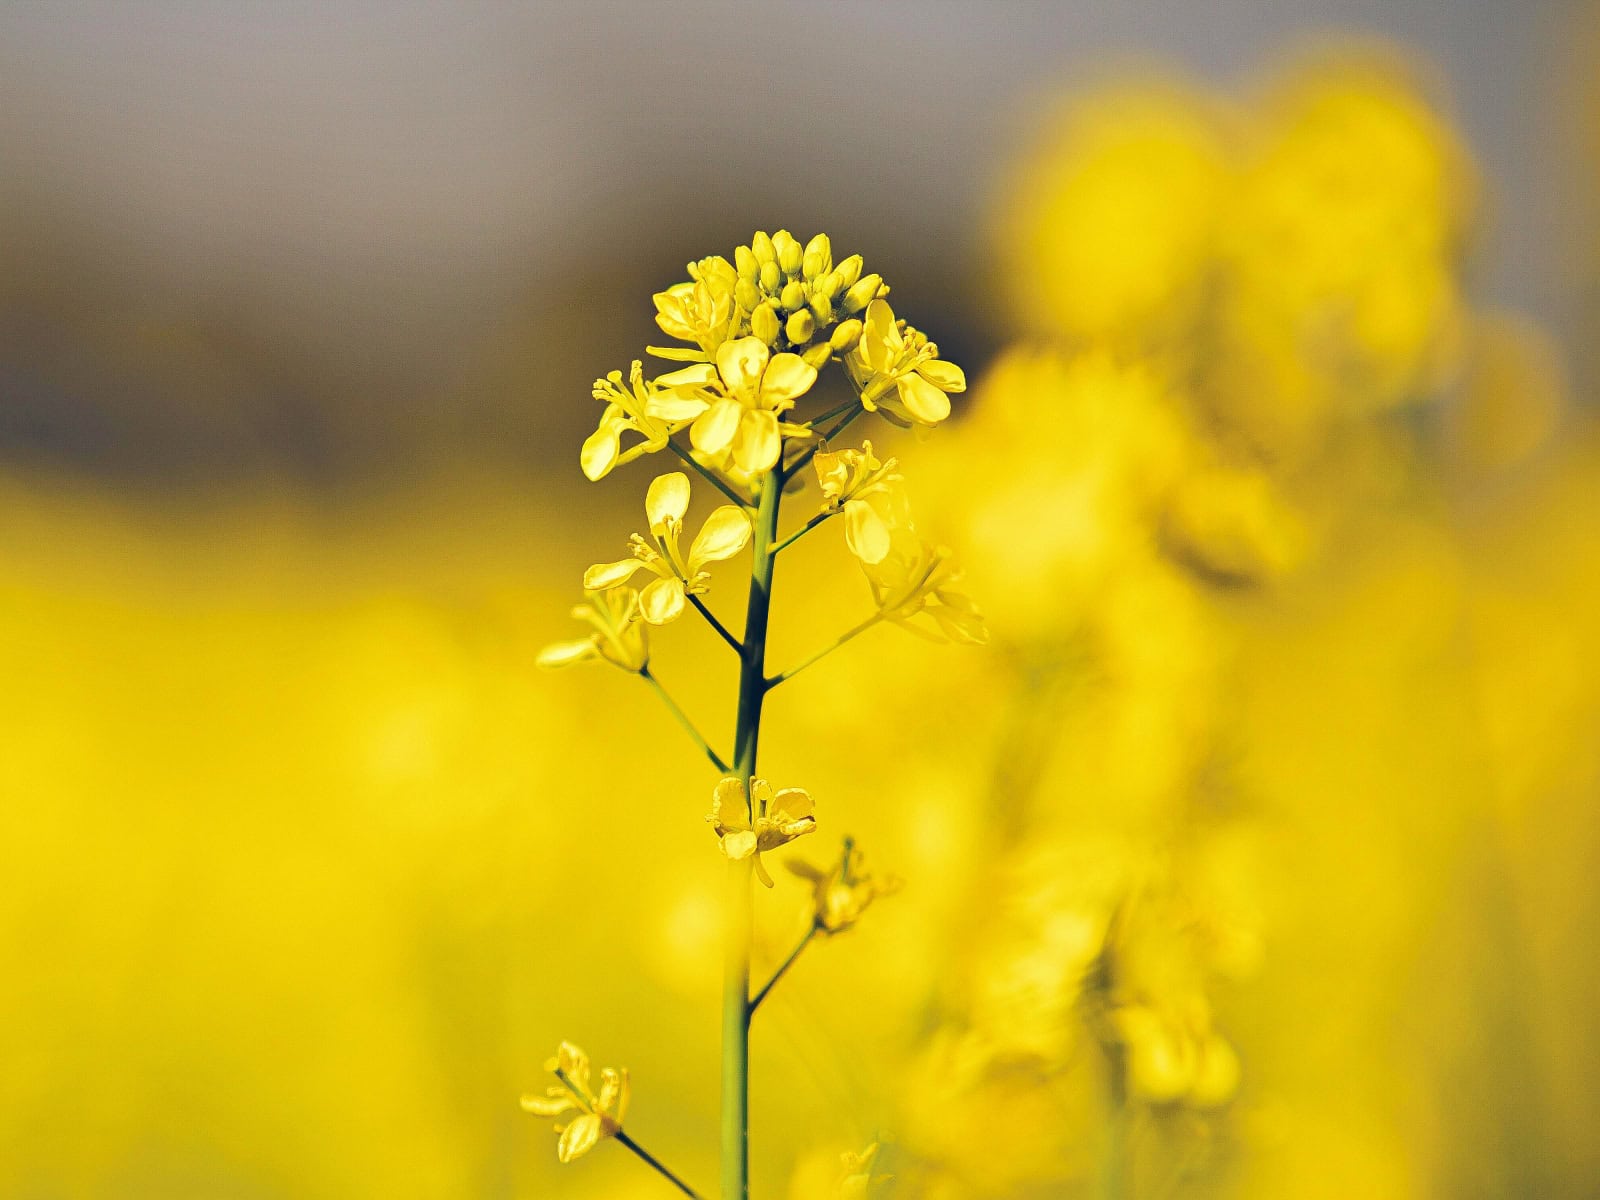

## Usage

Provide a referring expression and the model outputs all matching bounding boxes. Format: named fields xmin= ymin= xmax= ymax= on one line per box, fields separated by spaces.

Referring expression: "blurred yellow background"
xmin=2 ymin=5 xmax=1598 ymax=1198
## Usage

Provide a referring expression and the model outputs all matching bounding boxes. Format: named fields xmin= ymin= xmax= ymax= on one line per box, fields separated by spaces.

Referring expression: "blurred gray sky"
xmin=0 ymin=1 xmax=1592 ymax=484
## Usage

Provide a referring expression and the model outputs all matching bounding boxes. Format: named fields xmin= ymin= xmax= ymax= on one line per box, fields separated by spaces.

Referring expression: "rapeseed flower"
xmin=787 ymin=840 xmax=901 ymax=935
xmin=582 ymin=360 xmax=719 ymax=481
xmin=520 ymin=1041 xmax=631 ymax=1163
xmin=844 ymin=299 xmax=965 ymax=427
xmin=863 ymin=531 xmax=988 ymax=645
xmin=814 ymin=441 xmax=907 ymax=565
xmin=583 ymin=472 xmax=751 ymax=625
xmin=708 ymin=777 xmax=817 ymax=887
xmin=536 ymin=588 xmax=649 ymax=672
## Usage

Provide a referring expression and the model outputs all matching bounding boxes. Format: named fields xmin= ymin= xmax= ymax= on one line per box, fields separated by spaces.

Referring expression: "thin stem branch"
xmin=688 ymin=593 xmax=743 ymax=653
xmin=805 ymin=396 xmax=859 ymax=430
xmin=769 ymin=510 xmax=838 ymax=557
xmin=749 ymin=922 xmax=820 ymax=1013
xmin=766 ymin=612 xmax=884 ymax=689
xmin=615 ymin=1130 xmax=706 ymax=1200
xmin=667 ymin=439 xmax=751 ymax=508
xmin=638 ymin=665 xmax=730 ymax=773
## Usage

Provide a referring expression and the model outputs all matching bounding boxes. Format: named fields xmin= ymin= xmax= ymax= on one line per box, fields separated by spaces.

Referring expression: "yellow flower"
xmin=536 ymin=587 xmax=649 ymax=672
xmin=647 ymin=256 xmax=740 ymax=362
xmin=520 ymin=1041 xmax=631 ymax=1163
xmin=844 ymin=299 xmax=966 ymax=427
xmin=863 ymin=531 xmax=988 ymax=645
xmin=813 ymin=440 xmax=906 ymax=565
xmin=787 ymin=839 xmax=901 ymax=935
xmin=837 ymin=1142 xmax=891 ymax=1200
xmin=707 ymin=777 xmax=817 ymax=886
xmin=647 ymin=336 xmax=818 ymax=477
xmin=1112 ymin=1002 xmax=1240 ymax=1109
xmin=582 ymin=360 xmax=719 ymax=481
xmin=583 ymin=472 xmax=751 ymax=624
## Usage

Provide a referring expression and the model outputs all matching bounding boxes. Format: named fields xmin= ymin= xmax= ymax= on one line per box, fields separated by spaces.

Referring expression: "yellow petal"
xmin=896 ymin=372 xmax=952 ymax=424
xmin=597 ymin=1067 xmax=628 ymax=1119
xmin=536 ymin=639 xmax=597 ymax=669
xmin=691 ymin=398 xmax=742 ymax=456
xmin=521 ymin=1091 xmax=577 ymax=1117
xmin=557 ymin=1041 xmax=591 ymax=1088
xmin=712 ymin=777 xmax=750 ymax=831
xmin=646 ymin=394 xmax=709 ymax=422
xmin=758 ymin=353 xmax=818 ymax=407
xmin=843 ymin=498 xmax=892 ymax=565
xmin=658 ymin=363 xmax=719 ymax=387
xmin=557 ymin=1113 xmax=603 ymax=1163
xmin=688 ymin=506 xmax=752 ymax=571
xmin=916 ymin=358 xmax=965 ymax=392
xmin=771 ymin=787 xmax=813 ymax=820
xmin=732 ymin=410 xmax=781 ymax=474
xmin=716 ymin=336 xmax=770 ymax=396
xmin=583 ymin=558 xmax=644 ymax=590
xmin=645 ymin=472 xmax=691 ymax=533
xmin=580 ymin=426 xmax=619 ymax=481
xmin=640 ymin=576 xmax=686 ymax=625
xmin=862 ymin=299 xmax=900 ymax=369
xmin=722 ymin=829 xmax=759 ymax=860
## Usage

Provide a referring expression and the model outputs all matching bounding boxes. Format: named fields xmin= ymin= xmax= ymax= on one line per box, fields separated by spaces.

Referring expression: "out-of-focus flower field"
xmin=3 ymin=40 xmax=1598 ymax=1200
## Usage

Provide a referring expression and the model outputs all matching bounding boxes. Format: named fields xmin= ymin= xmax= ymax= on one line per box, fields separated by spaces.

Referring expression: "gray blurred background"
xmin=1 ymin=0 xmax=1592 ymax=487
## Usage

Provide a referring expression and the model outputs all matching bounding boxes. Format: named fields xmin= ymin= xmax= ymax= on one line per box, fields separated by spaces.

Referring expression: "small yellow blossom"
xmin=708 ymin=777 xmax=817 ymax=887
xmin=647 ymin=336 xmax=818 ymax=476
xmin=837 ymin=1142 xmax=892 ymax=1200
xmin=583 ymin=472 xmax=751 ymax=624
xmin=536 ymin=587 xmax=649 ymax=672
xmin=648 ymin=257 xmax=740 ymax=362
xmin=863 ymin=530 xmax=988 ymax=645
xmin=787 ymin=840 xmax=901 ymax=935
xmin=520 ymin=1041 xmax=630 ymax=1163
xmin=1112 ymin=1002 xmax=1240 ymax=1109
xmin=582 ymin=360 xmax=719 ymax=481
xmin=844 ymin=299 xmax=966 ymax=427
xmin=813 ymin=440 xmax=906 ymax=565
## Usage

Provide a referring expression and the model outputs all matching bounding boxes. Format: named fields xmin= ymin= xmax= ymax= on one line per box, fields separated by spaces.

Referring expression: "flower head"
xmin=582 ymin=360 xmax=719 ymax=481
xmin=648 ymin=256 xmax=740 ymax=362
xmin=648 ymin=336 xmax=818 ymax=479
xmin=520 ymin=1041 xmax=631 ymax=1163
xmin=708 ymin=777 xmax=817 ymax=886
xmin=863 ymin=532 xmax=989 ymax=645
xmin=536 ymin=587 xmax=649 ymax=672
xmin=813 ymin=440 xmax=907 ymax=565
xmin=583 ymin=472 xmax=751 ymax=625
xmin=845 ymin=299 xmax=966 ymax=427
xmin=788 ymin=838 xmax=902 ymax=935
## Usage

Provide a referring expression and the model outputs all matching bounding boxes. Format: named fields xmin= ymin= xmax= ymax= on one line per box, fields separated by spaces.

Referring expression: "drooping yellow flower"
xmin=787 ymin=839 xmax=901 ymax=935
xmin=813 ymin=440 xmax=906 ymax=565
xmin=862 ymin=530 xmax=989 ymax=645
xmin=520 ymin=1041 xmax=631 ymax=1163
xmin=583 ymin=472 xmax=751 ymax=625
xmin=648 ymin=256 xmax=740 ymax=362
xmin=536 ymin=587 xmax=649 ymax=672
xmin=647 ymin=336 xmax=818 ymax=477
xmin=581 ymin=360 xmax=719 ymax=481
xmin=844 ymin=299 xmax=966 ymax=427
xmin=707 ymin=777 xmax=817 ymax=886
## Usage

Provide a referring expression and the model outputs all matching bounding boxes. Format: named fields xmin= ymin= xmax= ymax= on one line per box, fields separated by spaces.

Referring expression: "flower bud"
xmin=751 ymin=301 xmax=782 ymax=345
xmin=829 ymin=318 xmax=863 ymax=353
xmin=834 ymin=254 xmax=863 ymax=291
xmin=842 ymin=273 xmax=883 ymax=314
xmin=810 ymin=272 xmax=838 ymax=305
xmin=801 ymin=342 xmax=833 ymax=369
xmin=804 ymin=233 xmax=832 ymax=273
xmin=751 ymin=231 xmax=776 ymax=265
xmin=785 ymin=309 xmax=815 ymax=344
xmin=809 ymin=292 xmax=833 ymax=325
xmin=775 ymin=232 xmax=803 ymax=276
xmin=780 ymin=280 xmax=807 ymax=312
xmin=735 ymin=245 xmax=758 ymax=280
xmin=735 ymin=278 xmax=762 ymax=313
xmin=759 ymin=260 xmax=782 ymax=293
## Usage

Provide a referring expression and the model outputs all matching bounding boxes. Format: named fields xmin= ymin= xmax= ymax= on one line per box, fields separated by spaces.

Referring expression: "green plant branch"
xmin=688 ymin=593 xmax=743 ymax=653
xmin=637 ymin=665 xmax=730 ymax=774
xmin=749 ymin=921 xmax=820 ymax=1014
xmin=770 ymin=510 xmax=838 ymax=557
xmin=615 ymin=1130 xmax=706 ymax=1200
xmin=766 ymin=612 xmax=884 ymax=689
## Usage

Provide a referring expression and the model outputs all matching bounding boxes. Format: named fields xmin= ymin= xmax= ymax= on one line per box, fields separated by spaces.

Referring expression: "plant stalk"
xmin=722 ymin=467 xmax=783 ymax=1200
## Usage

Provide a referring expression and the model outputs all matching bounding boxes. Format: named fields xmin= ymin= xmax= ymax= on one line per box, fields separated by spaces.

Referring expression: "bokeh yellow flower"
xmin=520 ymin=1041 xmax=630 ymax=1164
xmin=536 ymin=587 xmax=650 ymax=672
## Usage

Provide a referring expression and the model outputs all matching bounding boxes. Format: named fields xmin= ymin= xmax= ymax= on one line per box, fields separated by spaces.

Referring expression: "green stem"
xmin=769 ymin=510 xmax=838 ymax=557
xmin=667 ymin=439 xmax=752 ymax=508
xmin=749 ymin=922 xmax=820 ymax=1013
xmin=615 ymin=1130 xmax=707 ymax=1200
xmin=766 ymin=612 xmax=883 ymax=689
xmin=688 ymin=593 xmax=743 ymax=653
xmin=638 ymin=665 xmax=730 ymax=774
xmin=722 ymin=467 xmax=783 ymax=1200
